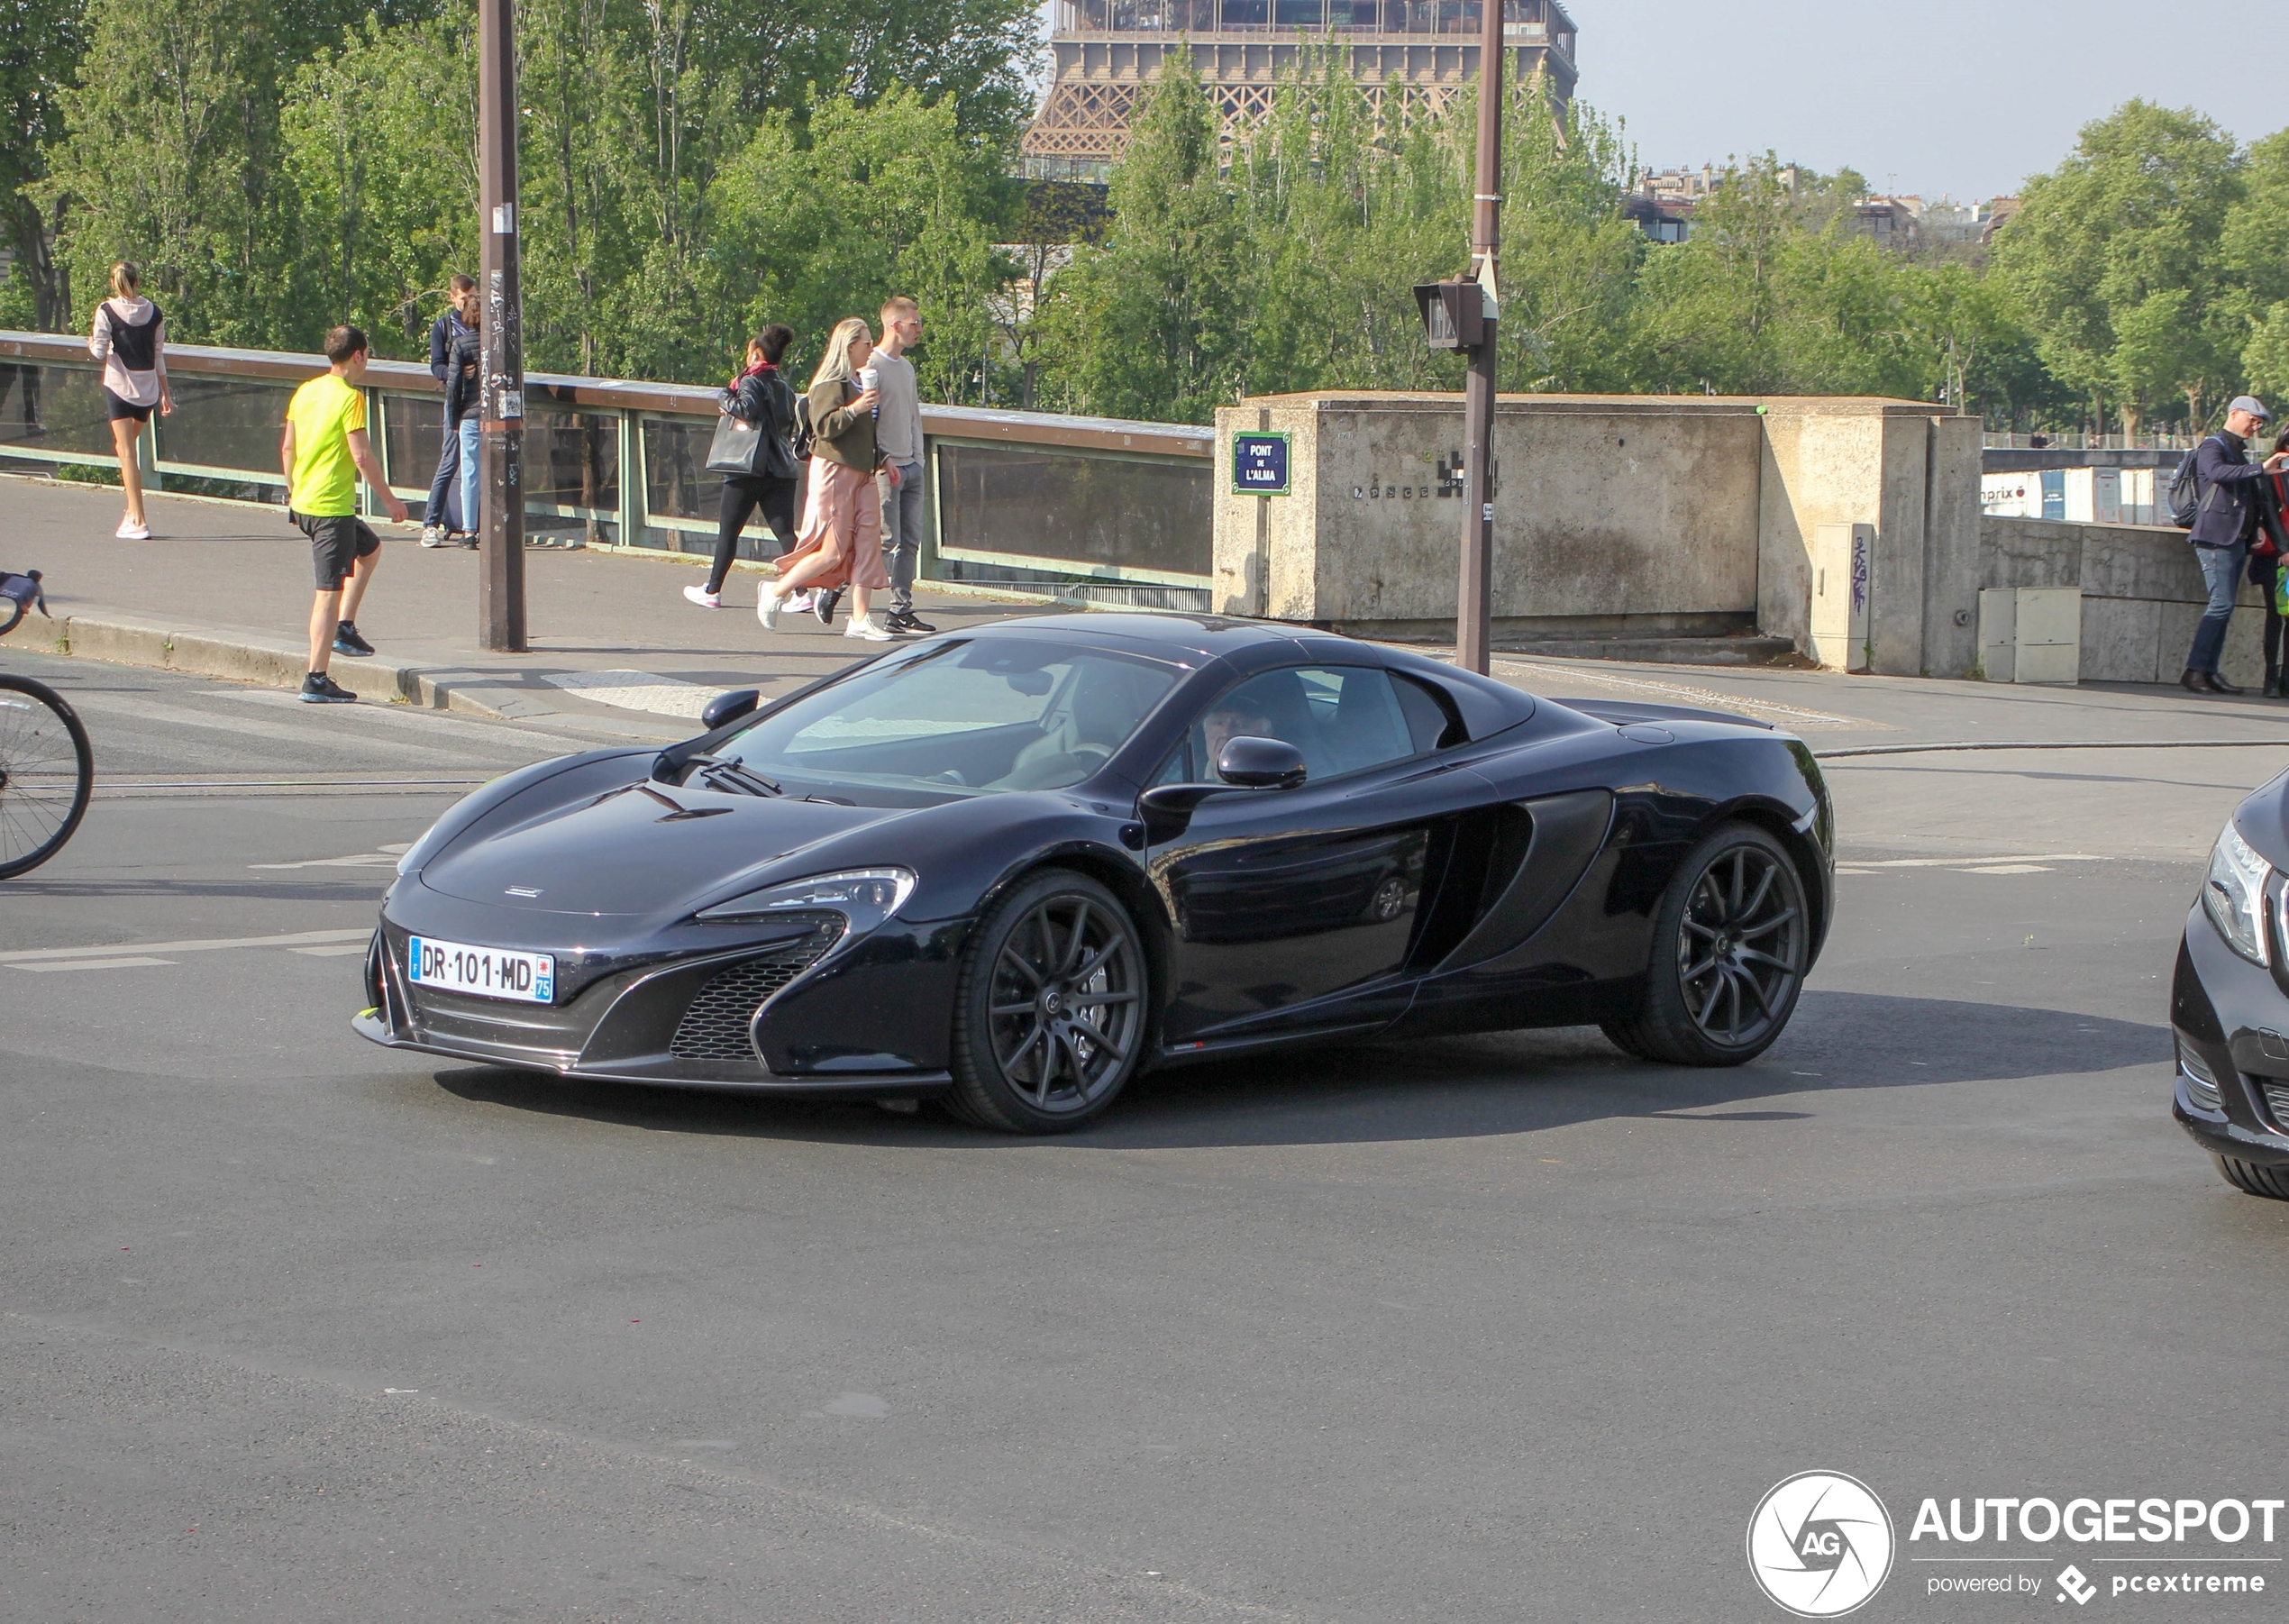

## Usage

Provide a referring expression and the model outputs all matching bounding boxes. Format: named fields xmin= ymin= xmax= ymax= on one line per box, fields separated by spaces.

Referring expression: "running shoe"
xmin=299 ymin=672 xmax=358 ymax=704
xmin=885 ymin=610 xmax=936 ymax=635
xmin=758 ymin=592 xmax=781 ymax=631
xmin=815 ymin=588 xmax=843 ymax=626
xmin=333 ymin=621 xmax=376 ymax=658
xmin=420 ymin=525 xmax=447 ymax=547
xmin=780 ymin=589 xmax=815 ymax=616
xmin=115 ymin=518 xmax=150 ymax=541
xmin=843 ymin=615 xmax=894 ymax=643
xmin=683 ymin=584 xmax=722 ymax=609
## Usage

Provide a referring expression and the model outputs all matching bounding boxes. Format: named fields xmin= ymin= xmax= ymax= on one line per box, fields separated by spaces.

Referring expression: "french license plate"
xmin=407 ymin=935 xmax=555 ymax=1003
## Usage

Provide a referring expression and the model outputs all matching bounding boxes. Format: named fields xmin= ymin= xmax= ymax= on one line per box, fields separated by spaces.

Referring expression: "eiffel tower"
xmin=1020 ymin=0 xmax=1577 ymax=179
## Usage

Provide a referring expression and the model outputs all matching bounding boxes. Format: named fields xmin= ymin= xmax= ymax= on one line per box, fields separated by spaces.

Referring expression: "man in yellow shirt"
xmin=280 ymin=324 xmax=408 ymax=703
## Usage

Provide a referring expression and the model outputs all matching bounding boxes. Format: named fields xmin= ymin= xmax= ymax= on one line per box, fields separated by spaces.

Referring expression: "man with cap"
xmin=2183 ymin=396 xmax=2289 ymax=695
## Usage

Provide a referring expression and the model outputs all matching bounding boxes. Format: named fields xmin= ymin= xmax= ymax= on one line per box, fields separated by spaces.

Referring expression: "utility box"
xmin=1810 ymin=523 xmax=1873 ymax=671
xmin=1978 ymin=586 xmax=2080 ymax=684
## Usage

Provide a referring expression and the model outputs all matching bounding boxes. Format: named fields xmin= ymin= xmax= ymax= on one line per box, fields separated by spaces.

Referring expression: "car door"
xmin=1147 ymin=663 xmax=1482 ymax=1046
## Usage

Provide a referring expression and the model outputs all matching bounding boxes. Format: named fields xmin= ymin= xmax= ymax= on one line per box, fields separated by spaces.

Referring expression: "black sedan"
xmin=2173 ymin=771 xmax=2289 ymax=1196
xmin=356 ymin=615 xmax=1837 ymax=1133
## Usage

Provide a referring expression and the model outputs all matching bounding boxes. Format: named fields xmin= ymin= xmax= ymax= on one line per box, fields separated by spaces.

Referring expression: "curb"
xmin=25 ymin=612 xmax=537 ymax=721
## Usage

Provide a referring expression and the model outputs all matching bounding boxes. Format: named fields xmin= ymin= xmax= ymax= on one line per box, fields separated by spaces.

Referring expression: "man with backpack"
xmin=2175 ymin=397 xmax=2289 ymax=695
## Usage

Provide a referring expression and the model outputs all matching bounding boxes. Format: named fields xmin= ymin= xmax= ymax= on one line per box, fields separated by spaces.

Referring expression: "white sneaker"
xmin=420 ymin=525 xmax=446 ymax=548
xmin=115 ymin=518 xmax=150 ymax=540
xmin=758 ymin=591 xmax=781 ymax=631
xmin=683 ymin=584 xmax=721 ymax=608
xmin=844 ymin=614 xmax=894 ymax=643
xmin=780 ymin=589 xmax=815 ymax=616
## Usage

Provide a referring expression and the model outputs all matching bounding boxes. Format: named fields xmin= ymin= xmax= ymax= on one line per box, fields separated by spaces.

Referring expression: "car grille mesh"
xmin=670 ymin=931 xmax=838 ymax=1062
xmin=2263 ymin=1081 xmax=2289 ymax=1129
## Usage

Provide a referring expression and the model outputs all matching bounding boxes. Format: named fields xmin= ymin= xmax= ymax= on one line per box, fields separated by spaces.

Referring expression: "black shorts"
xmin=294 ymin=510 xmax=381 ymax=588
xmin=104 ymin=387 xmax=152 ymax=424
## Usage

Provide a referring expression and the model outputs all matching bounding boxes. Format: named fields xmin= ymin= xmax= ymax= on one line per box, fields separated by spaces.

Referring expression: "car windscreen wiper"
xmin=683 ymin=755 xmax=784 ymax=798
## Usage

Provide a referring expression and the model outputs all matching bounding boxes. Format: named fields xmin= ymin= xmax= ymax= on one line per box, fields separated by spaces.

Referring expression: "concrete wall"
xmin=1217 ymin=392 xmax=1983 ymax=672
xmin=1980 ymin=516 xmax=2270 ymax=689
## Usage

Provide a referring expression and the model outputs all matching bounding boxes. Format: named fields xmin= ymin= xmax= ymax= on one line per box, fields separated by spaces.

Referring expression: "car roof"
xmin=971 ymin=612 xmax=1327 ymax=661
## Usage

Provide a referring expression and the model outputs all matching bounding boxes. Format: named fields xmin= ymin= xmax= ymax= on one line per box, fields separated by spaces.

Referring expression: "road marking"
xmin=1841 ymin=853 xmax=2102 ymax=869
xmin=251 ymin=842 xmax=415 ymax=871
xmin=290 ymin=944 xmax=371 ymax=957
xmin=1961 ymin=863 xmax=2054 ymax=875
xmin=11 ymin=956 xmax=176 ymax=972
xmin=543 ymin=669 xmax=713 ymax=719
xmin=0 ymin=927 xmax=370 ymax=967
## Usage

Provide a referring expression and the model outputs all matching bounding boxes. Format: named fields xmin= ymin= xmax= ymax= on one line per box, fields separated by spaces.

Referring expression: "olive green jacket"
xmin=807 ymin=376 xmax=880 ymax=472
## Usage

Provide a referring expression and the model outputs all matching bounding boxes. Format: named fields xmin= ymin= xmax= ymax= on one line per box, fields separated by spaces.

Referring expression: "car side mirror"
xmin=701 ymin=689 xmax=760 ymax=731
xmin=1217 ymin=735 xmax=1307 ymax=789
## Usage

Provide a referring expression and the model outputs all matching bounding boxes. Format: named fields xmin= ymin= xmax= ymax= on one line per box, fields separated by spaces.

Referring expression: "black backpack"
xmin=789 ymin=392 xmax=816 ymax=461
xmin=2168 ymin=442 xmax=2207 ymax=529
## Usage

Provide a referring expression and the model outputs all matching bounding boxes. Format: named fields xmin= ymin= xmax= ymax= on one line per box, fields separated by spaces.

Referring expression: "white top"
xmin=871 ymin=350 xmax=923 ymax=463
xmin=87 ymin=297 xmax=166 ymax=406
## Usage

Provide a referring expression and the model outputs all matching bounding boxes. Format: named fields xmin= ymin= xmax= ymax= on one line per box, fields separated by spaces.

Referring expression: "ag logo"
xmin=1746 ymin=1471 xmax=1895 ymax=1618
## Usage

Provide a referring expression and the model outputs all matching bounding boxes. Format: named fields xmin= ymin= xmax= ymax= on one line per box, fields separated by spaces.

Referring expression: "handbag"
xmin=706 ymin=410 xmax=766 ymax=476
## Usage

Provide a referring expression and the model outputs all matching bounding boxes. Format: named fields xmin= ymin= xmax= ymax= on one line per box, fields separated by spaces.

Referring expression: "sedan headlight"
xmin=2204 ymin=822 xmax=2273 ymax=965
xmin=697 ymin=867 xmax=917 ymax=940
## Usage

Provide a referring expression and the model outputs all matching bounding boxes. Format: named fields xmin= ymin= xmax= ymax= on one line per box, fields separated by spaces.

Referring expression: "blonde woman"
xmin=87 ymin=261 xmax=170 ymax=539
xmin=757 ymin=316 xmax=902 ymax=642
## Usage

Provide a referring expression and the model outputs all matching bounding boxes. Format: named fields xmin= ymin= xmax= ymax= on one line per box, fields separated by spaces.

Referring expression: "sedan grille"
xmin=670 ymin=932 xmax=838 ymax=1062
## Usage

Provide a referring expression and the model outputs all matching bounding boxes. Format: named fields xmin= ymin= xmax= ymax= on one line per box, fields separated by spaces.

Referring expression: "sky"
xmin=1567 ymin=0 xmax=2289 ymax=200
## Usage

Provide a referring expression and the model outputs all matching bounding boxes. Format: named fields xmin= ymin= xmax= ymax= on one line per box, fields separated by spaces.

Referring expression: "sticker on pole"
xmin=1232 ymin=433 xmax=1290 ymax=497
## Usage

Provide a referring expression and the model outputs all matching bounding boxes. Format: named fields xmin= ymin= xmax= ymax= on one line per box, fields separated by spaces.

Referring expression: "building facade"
xmin=1021 ymin=0 xmax=1578 ymax=179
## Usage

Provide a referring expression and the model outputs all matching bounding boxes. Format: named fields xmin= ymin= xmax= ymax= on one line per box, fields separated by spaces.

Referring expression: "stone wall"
xmin=1981 ymin=516 xmax=2270 ymax=688
xmin=1214 ymin=392 xmax=1983 ymax=675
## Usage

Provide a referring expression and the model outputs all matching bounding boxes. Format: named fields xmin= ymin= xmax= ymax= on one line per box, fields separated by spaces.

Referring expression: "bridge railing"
xmin=0 ymin=331 xmax=1216 ymax=608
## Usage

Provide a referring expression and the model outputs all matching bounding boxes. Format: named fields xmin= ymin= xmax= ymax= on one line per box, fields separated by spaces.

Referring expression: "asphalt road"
xmin=5 ymin=647 xmax=2287 ymax=1622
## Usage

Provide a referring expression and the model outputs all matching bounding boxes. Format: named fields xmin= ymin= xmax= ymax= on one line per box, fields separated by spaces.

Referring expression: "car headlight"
xmin=2204 ymin=822 xmax=2273 ymax=965
xmin=696 ymin=867 xmax=917 ymax=939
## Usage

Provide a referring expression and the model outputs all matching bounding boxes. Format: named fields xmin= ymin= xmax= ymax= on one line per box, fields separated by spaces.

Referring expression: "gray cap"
xmin=2232 ymin=395 xmax=2273 ymax=421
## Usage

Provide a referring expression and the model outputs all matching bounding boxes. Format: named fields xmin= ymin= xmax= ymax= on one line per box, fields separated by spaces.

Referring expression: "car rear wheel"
xmin=947 ymin=870 xmax=1147 ymax=1134
xmin=1601 ymin=822 xmax=1808 ymax=1067
xmin=2214 ymin=1154 xmax=2289 ymax=1200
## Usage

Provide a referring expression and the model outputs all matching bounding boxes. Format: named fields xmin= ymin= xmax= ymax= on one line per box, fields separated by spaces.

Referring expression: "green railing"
xmin=0 ymin=332 xmax=1215 ymax=607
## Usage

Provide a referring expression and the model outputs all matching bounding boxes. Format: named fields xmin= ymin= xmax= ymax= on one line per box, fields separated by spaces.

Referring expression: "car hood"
xmin=419 ymin=782 xmax=907 ymax=917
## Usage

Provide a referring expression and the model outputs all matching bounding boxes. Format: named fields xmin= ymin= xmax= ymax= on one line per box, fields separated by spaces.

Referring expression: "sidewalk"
xmin=3 ymin=474 xmax=1043 ymax=733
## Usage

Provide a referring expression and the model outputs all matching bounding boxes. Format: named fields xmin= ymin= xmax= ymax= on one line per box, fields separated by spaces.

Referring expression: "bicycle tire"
xmin=0 ymin=597 xmax=23 ymax=637
xmin=0 ymin=672 xmax=93 ymax=879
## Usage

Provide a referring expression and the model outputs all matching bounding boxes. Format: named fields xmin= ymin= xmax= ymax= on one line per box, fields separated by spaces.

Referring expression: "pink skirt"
xmin=779 ymin=458 xmax=887 ymax=590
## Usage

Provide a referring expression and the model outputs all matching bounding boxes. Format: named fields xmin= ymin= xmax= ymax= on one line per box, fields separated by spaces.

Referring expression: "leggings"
xmin=709 ymin=473 xmax=797 ymax=594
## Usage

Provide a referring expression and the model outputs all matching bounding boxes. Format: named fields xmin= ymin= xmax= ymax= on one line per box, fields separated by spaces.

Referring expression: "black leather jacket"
xmin=719 ymin=369 xmax=799 ymax=480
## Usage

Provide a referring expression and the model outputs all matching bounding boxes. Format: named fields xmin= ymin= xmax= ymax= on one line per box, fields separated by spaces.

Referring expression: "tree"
xmin=0 ymin=0 xmax=87 ymax=328
xmin=1995 ymin=100 xmax=2243 ymax=435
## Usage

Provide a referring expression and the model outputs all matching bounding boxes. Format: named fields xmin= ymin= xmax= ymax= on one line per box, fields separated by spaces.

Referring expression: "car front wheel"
xmin=1601 ymin=822 xmax=1809 ymax=1067
xmin=947 ymin=870 xmax=1148 ymax=1133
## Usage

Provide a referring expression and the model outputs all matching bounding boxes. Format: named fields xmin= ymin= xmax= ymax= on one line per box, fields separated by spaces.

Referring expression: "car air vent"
xmin=2176 ymin=1038 xmax=2224 ymax=1113
xmin=2262 ymin=1080 xmax=2289 ymax=1131
xmin=670 ymin=930 xmax=839 ymax=1062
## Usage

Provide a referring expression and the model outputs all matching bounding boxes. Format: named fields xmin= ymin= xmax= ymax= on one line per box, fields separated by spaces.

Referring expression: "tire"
xmin=1602 ymin=821 xmax=1809 ymax=1067
xmin=2214 ymin=1155 xmax=2289 ymax=1200
xmin=947 ymin=869 xmax=1149 ymax=1134
xmin=0 ymin=673 xmax=93 ymax=880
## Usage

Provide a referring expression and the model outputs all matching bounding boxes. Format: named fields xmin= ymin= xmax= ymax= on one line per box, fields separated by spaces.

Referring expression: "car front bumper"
xmin=2172 ymin=902 xmax=2289 ymax=1166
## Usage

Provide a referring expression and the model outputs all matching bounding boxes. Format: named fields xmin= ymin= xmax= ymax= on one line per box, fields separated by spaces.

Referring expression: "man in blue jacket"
xmin=2184 ymin=397 xmax=2289 ymax=694
xmin=422 ymin=275 xmax=481 ymax=548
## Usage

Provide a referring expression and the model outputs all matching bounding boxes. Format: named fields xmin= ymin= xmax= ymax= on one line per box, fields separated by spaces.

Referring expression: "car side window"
xmin=1190 ymin=666 xmax=1419 ymax=783
xmin=1392 ymin=673 xmax=1467 ymax=753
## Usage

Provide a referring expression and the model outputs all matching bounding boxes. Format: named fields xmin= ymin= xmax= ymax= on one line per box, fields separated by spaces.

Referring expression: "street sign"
xmin=1233 ymin=432 xmax=1291 ymax=496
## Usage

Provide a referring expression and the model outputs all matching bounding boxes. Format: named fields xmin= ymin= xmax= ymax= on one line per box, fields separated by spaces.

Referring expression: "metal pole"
xmin=1456 ymin=0 xmax=1503 ymax=675
xmin=478 ymin=0 xmax=527 ymax=652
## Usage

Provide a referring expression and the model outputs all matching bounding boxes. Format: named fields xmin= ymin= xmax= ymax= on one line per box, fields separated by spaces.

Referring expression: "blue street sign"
xmin=1233 ymin=432 xmax=1291 ymax=496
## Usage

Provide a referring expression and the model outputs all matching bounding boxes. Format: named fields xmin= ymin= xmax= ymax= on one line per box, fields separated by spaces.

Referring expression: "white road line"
xmin=250 ymin=840 xmax=415 ymax=871
xmin=221 ymin=688 xmax=620 ymax=749
xmin=11 ymin=956 xmax=176 ymax=972
xmin=543 ymin=669 xmax=713 ymax=719
xmin=0 ymin=927 xmax=370 ymax=966
xmin=1843 ymin=853 xmax=2103 ymax=869
xmin=290 ymin=944 xmax=371 ymax=957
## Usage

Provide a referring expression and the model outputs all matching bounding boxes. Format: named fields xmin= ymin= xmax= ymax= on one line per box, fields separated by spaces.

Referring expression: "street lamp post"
xmin=1456 ymin=0 xmax=1504 ymax=676
xmin=477 ymin=0 xmax=526 ymax=652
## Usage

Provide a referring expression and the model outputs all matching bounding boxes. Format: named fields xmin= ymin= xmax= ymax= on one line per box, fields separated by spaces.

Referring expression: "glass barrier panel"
xmin=383 ymin=391 xmax=449 ymax=494
xmin=935 ymin=442 xmax=1210 ymax=579
xmin=159 ymin=375 xmax=299 ymax=476
xmin=643 ymin=416 xmax=723 ymax=533
xmin=0 ymin=362 xmax=118 ymax=457
xmin=522 ymin=408 xmax=618 ymax=542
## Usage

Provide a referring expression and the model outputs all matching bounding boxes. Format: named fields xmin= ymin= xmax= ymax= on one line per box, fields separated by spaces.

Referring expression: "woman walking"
xmin=686 ymin=324 xmax=800 ymax=609
xmin=87 ymin=262 xmax=170 ymax=540
xmin=756 ymin=316 xmax=900 ymax=643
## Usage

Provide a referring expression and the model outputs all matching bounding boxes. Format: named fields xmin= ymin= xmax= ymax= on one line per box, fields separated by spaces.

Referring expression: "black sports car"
xmin=2173 ymin=772 xmax=2289 ymax=1196
xmin=356 ymin=615 xmax=1837 ymax=1133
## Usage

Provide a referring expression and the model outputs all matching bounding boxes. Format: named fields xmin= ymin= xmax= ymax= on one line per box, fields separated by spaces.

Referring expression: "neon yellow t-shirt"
xmin=286 ymin=372 xmax=368 ymax=517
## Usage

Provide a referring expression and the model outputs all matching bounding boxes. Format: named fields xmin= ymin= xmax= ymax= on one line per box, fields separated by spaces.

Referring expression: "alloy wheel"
xmin=1677 ymin=844 xmax=1804 ymax=1050
xmin=985 ymin=893 xmax=1143 ymax=1114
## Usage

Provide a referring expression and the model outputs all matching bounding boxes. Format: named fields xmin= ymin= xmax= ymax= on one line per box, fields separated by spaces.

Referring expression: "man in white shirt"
xmin=871 ymin=297 xmax=934 ymax=634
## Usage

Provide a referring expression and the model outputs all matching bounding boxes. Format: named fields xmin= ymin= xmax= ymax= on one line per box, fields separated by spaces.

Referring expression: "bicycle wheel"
xmin=0 ymin=673 xmax=93 ymax=879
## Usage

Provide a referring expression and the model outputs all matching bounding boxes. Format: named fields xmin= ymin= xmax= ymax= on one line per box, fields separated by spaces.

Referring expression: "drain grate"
xmin=670 ymin=931 xmax=838 ymax=1062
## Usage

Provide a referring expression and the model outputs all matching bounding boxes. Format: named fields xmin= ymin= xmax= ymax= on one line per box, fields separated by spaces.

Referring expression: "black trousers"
xmin=709 ymin=473 xmax=797 ymax=594
xmin=2253 ymin=553 xmax=2285 ymax=675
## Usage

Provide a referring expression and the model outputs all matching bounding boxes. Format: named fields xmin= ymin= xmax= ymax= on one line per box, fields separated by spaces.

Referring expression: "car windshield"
xmin=715 ymin=637 xmax=1181 ymax=802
